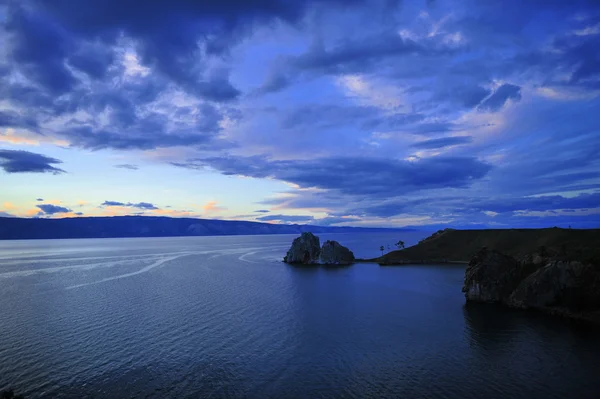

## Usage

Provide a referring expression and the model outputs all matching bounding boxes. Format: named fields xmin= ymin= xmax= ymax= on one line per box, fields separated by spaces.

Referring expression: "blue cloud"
xmin=101 ymin=201 xmax=159 ymax=210
xmin=411 ymin=136 xmax=473 ymax=149
xmin=37 ymin=204 xmax=72 ymax=215
xmin=0 ymin=150 xmax=65 ymax=174
xmin=2 ymin=0 xmax=600 ymax=228
xmin=114 ymin=164 xmax=139 ymax=170
xmin=13 ymin=0 xmax=370 ymax=103
xmin=0 ymin=110 xmax=39 ymax=129
xmin=256 ymin=214 xmax=314 ymax=223
xmin=174 ymin=155 xmax=492 ymax=196
xmin=5 ymin=6 xmax=76 ymax=94
xmin=468 ymin=193 xmax=600 ymax=214
xmin=68 ymin=45 xmax=115 ymax=79
xmin=478 ymin=84 xmax=522 ymax=112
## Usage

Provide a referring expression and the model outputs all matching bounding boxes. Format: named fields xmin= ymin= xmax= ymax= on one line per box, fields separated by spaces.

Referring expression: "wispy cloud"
xmin=1 ymin=0 xmax=599 ymax=227
xmin=101 ymin=201 xmax=159 ymax=210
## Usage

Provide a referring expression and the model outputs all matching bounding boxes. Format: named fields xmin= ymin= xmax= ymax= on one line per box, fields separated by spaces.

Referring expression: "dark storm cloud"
xmin=411 ymin=136 xmax=473 ymax=149
xmin=0 ymin=149 xmax=65 ymax=174
xmin=37 ymin=204 xmax=72 ymax=215
xmin=0 ymin=0 xmax=376 ymax=151
xmin=174 ymin=155 xmax=492 ymax=197
xmin=14 ymin=0 xmax=367 ymax=102
xmin=254 ymin=209 xmax=270 ymax=213
xmin=101 ymin=201 xmax=159 ymax=210
xmin=5 ymin=6 xmax=76 ymax=94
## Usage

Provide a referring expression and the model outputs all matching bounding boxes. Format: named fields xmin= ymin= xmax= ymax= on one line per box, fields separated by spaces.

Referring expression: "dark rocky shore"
xmin=463 ymin=247 xmax=600 ymax=324
xmin=284 ymin=228 xmax=600 ymax=324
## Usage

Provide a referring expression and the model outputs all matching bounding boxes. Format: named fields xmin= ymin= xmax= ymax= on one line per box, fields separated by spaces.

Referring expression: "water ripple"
xmin=1 ymin=234 xmax=600 ymax=399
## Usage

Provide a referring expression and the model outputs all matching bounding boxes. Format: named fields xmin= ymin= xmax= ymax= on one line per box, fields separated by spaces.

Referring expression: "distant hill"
xmin=0 ymin=216 xmax=410 ymax=240
xmin=376 ymin=228 xmax=600 ymax=264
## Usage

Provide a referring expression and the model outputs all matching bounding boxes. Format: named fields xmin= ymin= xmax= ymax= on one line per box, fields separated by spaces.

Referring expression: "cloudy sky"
xmin=1 ymin=0 xmax=599 ymax=228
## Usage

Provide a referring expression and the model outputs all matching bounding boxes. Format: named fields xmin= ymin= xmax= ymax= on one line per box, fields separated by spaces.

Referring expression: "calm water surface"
xmin=1 ymin=232 xmax=600 ymax=398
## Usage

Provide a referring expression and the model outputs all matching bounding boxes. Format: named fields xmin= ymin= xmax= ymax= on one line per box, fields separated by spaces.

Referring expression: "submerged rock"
xmin=319 ymin=240 xmax=355 ymax=265
xmin=283 ymin=232 xmax=321 ymax=264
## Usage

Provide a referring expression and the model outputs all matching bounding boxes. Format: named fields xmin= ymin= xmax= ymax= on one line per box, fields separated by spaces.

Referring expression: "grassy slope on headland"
xmin=369 ymin=228 xmax=600 ymax=265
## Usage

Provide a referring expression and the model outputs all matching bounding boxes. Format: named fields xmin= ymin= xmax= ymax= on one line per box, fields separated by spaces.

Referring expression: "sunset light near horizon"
xmin=1 ymin=0 xmax=599 ymax=229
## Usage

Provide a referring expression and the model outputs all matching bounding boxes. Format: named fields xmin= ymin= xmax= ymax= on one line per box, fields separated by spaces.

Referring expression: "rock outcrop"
xmin=283 ymin=232 xmax=321 ymax=264
xmin=283 ymin=234 xmax=356 ymax=266
xmin=462 ymin=248 xmax=526 ymax=303
xmin=463 ymin=247 xmax=600 ymax=323
xmin=319 ymin=240 xmax=355 ymax=265
xmin=508 ymin=261 xmax=600 ymax=311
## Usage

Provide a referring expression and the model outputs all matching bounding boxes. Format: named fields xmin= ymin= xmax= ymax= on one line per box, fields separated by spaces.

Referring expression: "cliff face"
xmin=283 ymin=232 xmax=321 ymax=264
xmin=319 ymin=240 xmax=355 ymax=265
xmin=462 ymin=249 xmax=523 ymax=303
xmin=463 ymin=248 xmax=600 ymax=323
xmin=283 ymin=234 xmax=355 ymax=265
xmin=508 ymin=261 xmax=600 ymax=311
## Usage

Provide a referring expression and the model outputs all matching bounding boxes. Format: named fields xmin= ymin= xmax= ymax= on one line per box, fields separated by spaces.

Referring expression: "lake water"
xmin=1 ymin=232 xmax=600 ymax=399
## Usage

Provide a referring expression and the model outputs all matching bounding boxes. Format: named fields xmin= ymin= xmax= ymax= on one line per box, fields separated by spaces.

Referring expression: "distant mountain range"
xmin=0 ymin=216 xmax=411 ymax=240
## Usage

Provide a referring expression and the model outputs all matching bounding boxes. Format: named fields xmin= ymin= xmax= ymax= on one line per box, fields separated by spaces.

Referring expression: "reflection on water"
xmin=463 ymin=302 xmax=600 ymax=399
xmin=1 ymin=234 xmax=600 ymax=398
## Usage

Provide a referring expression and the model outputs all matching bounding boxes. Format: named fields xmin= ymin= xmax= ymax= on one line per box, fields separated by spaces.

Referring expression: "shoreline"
xmin=355 ymin=258 xmax=469 ymax=265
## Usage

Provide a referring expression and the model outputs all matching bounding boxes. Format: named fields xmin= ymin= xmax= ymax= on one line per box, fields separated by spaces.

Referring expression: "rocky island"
xmin=283 ymin=232 xmax=355 ymax=265
xmin=283 ymin=228 xmax=600 ymax=324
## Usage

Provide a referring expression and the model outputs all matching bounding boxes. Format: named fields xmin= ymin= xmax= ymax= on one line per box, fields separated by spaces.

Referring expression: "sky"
xmin=0 ymin=0 xmax=599 ymax=228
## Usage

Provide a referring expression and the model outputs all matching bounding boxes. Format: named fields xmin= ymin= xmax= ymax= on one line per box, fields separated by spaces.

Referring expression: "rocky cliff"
xmin=283 ymin=234 xmax=355 ymax=265
xmin=463 ymin=248 xmax=600 ymax=323
xmin=319 ymin=240 xmax=355 ymax=265
xmin=283 ymin=232 xmax=321 ymax=264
